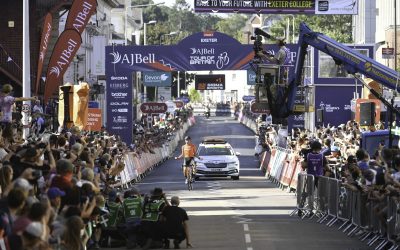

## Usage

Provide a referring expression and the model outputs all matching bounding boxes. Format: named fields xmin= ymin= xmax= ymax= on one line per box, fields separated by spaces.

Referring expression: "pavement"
xmin=106 ymin=115 xmax=371 ymax=250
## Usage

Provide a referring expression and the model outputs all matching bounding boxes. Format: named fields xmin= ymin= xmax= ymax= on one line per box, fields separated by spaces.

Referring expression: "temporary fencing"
xmin=239 ymin=113 xmax=257 ymax=134
xmin=262 ymin=147 xmax=303 ymax=191
xmin=115 ymin=119 xmax=191 ymax=188
xmin=290 ymin=174 xmax=400 ymax=250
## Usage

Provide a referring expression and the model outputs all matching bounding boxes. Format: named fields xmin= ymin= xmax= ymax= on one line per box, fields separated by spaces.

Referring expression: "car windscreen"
xmin=198 ymin=146 xmax=233 ymax=156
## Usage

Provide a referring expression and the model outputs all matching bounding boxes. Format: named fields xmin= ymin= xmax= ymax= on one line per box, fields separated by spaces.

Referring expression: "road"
xmin=112 ymin=115 xmax=370 ymax=250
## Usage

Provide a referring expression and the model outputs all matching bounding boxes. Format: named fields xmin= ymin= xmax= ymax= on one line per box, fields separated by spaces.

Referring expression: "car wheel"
xmin=231 ymin=176 xmax=239 ymax=180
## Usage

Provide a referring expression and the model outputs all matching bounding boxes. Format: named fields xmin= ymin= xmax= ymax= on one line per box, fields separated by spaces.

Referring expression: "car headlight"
xmin=228 ymin=162 xmax=239 ymax=167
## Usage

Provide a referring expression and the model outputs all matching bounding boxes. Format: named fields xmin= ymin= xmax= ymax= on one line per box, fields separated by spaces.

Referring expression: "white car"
xmin=195 ymin=138 xmax=240 ymax=180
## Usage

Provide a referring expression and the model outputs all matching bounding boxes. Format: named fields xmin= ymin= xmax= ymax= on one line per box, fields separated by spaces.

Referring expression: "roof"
xmin=201 ymin=137 xmax=227 ymax=144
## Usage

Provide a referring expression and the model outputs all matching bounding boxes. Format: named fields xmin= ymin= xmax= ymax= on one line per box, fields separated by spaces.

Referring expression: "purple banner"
xmin=106 ymin=71 xmax=133 ymax=144
xmin=194 ymin=0 xmax=315 ymax=14
xmin=315 ymin=86 xmax=361 ymax=126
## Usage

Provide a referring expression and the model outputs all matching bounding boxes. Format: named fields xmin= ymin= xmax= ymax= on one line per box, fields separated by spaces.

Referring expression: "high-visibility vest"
xmin=142 ymin=199 xmax=164 ymax=222
xmin=123 ymin=197 xmax=143 ymax=221
xmin=107 ymin=201 xmax=122 ymax=227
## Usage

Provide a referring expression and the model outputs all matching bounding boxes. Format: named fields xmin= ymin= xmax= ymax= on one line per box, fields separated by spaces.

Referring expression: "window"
xmin=318 ymin=49 xmax=369 ymax=78
xmin=198 ymin=146 xmax=234 ymax=156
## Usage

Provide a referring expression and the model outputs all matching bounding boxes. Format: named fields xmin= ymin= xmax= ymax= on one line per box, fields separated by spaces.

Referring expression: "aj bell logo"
xmin=110 ymin=51 xmax=155 ymax=66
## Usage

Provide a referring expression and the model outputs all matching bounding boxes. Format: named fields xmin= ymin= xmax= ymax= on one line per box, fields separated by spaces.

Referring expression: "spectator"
xmin=121 ymin=188 xmax=143 ymax=248
xmin=60 ymin=216 xmax=89 ymax=250
xmin=47 ymin=187 xmax=65 ymax=213
xmin=162 ymin=196 xmax=192 ymax=249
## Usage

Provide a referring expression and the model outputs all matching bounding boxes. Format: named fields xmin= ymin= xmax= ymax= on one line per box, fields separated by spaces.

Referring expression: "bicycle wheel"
xmin=187 ymin=174 xmax=193 ymax=191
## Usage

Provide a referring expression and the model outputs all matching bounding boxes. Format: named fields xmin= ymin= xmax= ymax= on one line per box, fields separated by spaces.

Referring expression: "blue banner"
xmin=106 ymin=72 xmax=133 ymax=144
xmin=143 ymin=71 xmax=172 ymax=87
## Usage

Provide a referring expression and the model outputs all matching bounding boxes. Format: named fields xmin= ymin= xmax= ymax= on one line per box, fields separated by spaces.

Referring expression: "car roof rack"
xmin=202 ymin=137 xmax=227 ymax=144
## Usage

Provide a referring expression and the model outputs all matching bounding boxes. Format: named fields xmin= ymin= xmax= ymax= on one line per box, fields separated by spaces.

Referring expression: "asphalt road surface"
xmin=110 ymin=115 xmax=371 ymax=250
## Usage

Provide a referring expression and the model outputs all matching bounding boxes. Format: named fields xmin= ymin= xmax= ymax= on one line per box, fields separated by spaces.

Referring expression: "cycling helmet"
xmin=185 ymin=136 xmax=191 ymax=141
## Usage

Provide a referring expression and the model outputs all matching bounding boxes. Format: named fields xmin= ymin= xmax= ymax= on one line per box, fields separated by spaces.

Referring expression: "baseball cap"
xmin=331 ymin=146 xmax=340 ymax=152
xmin=47 ymin=187 xmax=66 ymax=200
xmin=14 ymin=178 xmax=33 ymax=191
xmin=24 ymin=222 xmax=44 ymax=238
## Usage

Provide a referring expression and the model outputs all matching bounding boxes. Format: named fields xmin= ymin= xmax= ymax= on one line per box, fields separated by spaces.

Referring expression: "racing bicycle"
xmin=184 ymin=160 xmax=197 ymax=191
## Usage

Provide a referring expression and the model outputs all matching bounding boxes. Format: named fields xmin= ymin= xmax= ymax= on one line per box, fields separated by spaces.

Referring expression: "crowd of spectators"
xmin=0 ymin=83 xmax=194 ymax=249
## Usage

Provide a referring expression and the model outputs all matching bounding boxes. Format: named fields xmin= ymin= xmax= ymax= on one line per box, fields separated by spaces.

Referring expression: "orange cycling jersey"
xmin=182 ymin=143 xmax=196 ymax=158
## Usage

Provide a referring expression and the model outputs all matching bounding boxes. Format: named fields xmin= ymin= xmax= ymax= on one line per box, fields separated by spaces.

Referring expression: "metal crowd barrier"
xmin=290 ymin=173 xmax=400 ymax=250
xmin=114 ymin=118 xmax=193 ymax=188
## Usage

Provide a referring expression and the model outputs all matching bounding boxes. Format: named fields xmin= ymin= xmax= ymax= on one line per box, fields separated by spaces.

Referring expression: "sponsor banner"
xmin=194 ymin=0 xmax=357 ymax=15
xmin=288 ymin=113 xmax=305 ymax=132
xmin=140 ymin=102 xmax=168 ymax=114
xmin=35 ymin=13 xmax=52 ymax=94
xmin=315 ymin=0 xmax=358 ymax=15
xmin=165 ymin=101 xmax=177 ymax=113
xmin=315 ymin=85 xmax=361 ymax=126
xmin=106 ymin=71 xmax=133 ymax=145
xmin=195 ymin=74 xmax=225 ymax=90
xmin=44 ymin=29 xmax=82 ymax=101
xmin=247 ymin=69 xmax=257 ymax=85
xmin=250 ymin=102 xmax=270 ymax=114
xmin=194 ymin=0 xmax=315 ymax=14
xmin=85 ymin=108 xmax=102 ymax=131
xmin=143 ymin=71 xmax=172 ymax=87
xmin=65 ymin=0 xmax=98 ymax=34
xmin=157 ymin=87 xmax=171 ymax=101
xmin=106 ymin=37 xmax=299 ymax=75
xmin=242 ymin=95 xmax=256 ymax=102
xmin=91 ymin=36 xmax=106 ymax=75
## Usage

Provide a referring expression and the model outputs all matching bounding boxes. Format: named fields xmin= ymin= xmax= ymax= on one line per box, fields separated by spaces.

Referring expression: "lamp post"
xmin=144 ymin=20 xmax=157 ymax=45
xmin=159 ymin=31 xmax=178 ymax=45
xmin=124 ymin=3 xmax=163 ymax=45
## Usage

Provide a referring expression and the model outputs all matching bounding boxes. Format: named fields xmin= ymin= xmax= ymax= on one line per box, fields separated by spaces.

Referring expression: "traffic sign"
xmin=22 ymin=104 xmax=30 ymax=113
xmin=382 ymin=48 xmax=395 ymax=59
xmin=140 ymin=102 xmax=168 ymax=114
xmin=250 ymin=102 xmax=270 ymax=114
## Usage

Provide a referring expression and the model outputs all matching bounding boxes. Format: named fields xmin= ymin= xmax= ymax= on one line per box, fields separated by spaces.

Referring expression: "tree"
xmin=268 ymin=14 xmax=353 ymax=43
xmin=189 ymin=88 xmax=202 ymax=103
xmin=215 ymin=14 xmax=248 ymax=41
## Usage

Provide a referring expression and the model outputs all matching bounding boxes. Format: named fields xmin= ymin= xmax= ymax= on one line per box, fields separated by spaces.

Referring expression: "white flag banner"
xmin=91 ymin=36 xmax=107 ymax=75
xmin=315 ymin=0 xmax=358 ymax=15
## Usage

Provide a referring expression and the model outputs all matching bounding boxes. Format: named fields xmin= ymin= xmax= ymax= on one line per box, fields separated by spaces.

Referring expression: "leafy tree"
xmin=188 ymin=88 xmax=202 ymax=103
xmin=215 ymin=14 xmax=248 ymax=41
xmin=268 ymin=14 xmax=353 ymax=43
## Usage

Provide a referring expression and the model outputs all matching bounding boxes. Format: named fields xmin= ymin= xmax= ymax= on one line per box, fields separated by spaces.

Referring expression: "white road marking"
xmin=245 ymin=234 xmax=251 ymax=243
xmin=247 ymin=248 xmax=253 ymax=250
xmin=243 ymin=224 xmax=249 ymax=231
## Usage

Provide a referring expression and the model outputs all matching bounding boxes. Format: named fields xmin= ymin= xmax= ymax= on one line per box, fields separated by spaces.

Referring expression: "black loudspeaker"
xmin=316 ymin=109 xmax=324 ymax=123
xmin=359 ymin=102 xmax=375 ymax=126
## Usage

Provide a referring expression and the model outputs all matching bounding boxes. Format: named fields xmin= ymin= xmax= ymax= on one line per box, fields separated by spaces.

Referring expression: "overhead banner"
xmin=143 ymin=72 xmax=172 ymax=87
xmin=44 ymin=29 xmax=82 ymax=101
xmin=35 ymin=13 xmax=52 ymax=95
xmin=65 ymin=0 xmax=98 ymax=34
xmin=194 ymin=0 xmax=358 ymax=15
xmin=195 ymin=74 xmax=225 ymax=90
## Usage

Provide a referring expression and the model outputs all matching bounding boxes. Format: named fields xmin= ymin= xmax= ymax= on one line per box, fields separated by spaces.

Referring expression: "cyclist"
xmin=175 ymin=136 xmax=201 ymax=184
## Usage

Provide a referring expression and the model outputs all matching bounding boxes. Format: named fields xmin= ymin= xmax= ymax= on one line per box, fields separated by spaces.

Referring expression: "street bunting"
xmin=194 ymin=0 xmax=358 ymax=15
xmin=35 ymin=12 xmax=52 ymax=95
xmin=65 ymin=0 xmax=98 ymax=34
xmin=140 ymin=102 xmax=168 ymax=114
xmin=195 ymin=74 xmax=225 ymax=90
xmin=44 ymin=29 xmax=82 ymax=101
